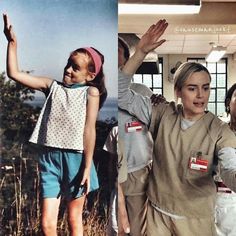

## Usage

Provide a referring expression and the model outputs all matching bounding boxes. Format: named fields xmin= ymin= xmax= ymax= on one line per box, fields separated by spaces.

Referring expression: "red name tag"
xmin=125 ymin=121 xmax=142 ymax=133
xmin=189 ymin=157 xmax=208 ymax=172
xmin=216 ymin=181 xmax=232 ymax=193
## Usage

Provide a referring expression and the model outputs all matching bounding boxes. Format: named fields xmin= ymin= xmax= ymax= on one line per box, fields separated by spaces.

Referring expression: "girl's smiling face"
xmin=63 ymin=52 xmax=94 ymax=85
xmin=176 ymin=71 xmax=211 ymax=121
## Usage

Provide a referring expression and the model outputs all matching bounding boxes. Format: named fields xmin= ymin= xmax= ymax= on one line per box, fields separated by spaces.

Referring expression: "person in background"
xmin=103 ymin=126 xmax=119 ymax=236
xmin=118 ymin=37 xmax=165 ymax=236
xmin=119 ymin=19 xmax=236 ymax=236
xmin=3 ymin=14 xmax=107 ymax=236
xmin=119 ymin=81 xmax=153 ymax=236
xmin=214 ymin=83 xmax=236 ymax=236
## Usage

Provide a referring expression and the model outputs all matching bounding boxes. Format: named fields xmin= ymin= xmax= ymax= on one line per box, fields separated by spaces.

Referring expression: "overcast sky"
xmin=0 ymin=0 xmax=117 ymax=98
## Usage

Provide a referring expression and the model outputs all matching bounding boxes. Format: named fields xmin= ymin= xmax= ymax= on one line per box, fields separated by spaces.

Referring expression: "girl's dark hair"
xmin=118 ymin=37 xmax=130 ymax=62
xmin=73 ymin=47 xmax=107 ymax=109
xmin=225 ymin=83 xmax=236 ymax=114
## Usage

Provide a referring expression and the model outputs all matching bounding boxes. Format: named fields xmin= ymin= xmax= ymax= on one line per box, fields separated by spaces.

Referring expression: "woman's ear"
xmin=86 ymin=72 xmax=96 ymax=82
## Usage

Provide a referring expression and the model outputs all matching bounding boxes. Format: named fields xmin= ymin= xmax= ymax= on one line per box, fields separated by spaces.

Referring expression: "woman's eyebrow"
xmin=186 ymin=83 xmax=210 ymax=87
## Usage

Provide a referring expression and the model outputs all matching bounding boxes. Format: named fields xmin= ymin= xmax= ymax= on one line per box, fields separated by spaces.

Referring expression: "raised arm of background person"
xmin=122 ymin=19 xmax=168 ymax=76
xmin=3 ymin=14 xmax=52 ymax=91
xmin=82 ymin=86 xmax=100 ymax=194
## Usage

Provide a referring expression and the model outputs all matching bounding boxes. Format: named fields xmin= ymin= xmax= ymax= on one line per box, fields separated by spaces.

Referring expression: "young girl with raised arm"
xmin=3 ymin=14 xmax=107 ymax=236
xmin=119 ymin=19 xmax=236 ymax=235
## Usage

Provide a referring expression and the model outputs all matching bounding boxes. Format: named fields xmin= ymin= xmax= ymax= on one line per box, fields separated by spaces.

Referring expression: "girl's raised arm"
xmin=3 ymin=14 xmax=52 ymax=91
xmin=122 ymin=19 xmax=168 ymax=76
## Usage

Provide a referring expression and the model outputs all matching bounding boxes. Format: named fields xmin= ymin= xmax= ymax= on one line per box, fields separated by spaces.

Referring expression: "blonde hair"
xmin=173 ymin=62 xmax=211 ymax=101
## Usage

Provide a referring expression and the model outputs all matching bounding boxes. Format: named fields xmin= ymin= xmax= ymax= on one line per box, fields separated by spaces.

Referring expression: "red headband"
xmin=83 ymin=47 xmax=102 ymax=77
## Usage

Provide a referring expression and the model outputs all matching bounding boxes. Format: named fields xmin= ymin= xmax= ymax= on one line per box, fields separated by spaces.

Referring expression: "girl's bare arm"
xmin=82 ymin=86 xmax=100 ymax=194
xmin=3 ymin=14 xmax=52 ymax=91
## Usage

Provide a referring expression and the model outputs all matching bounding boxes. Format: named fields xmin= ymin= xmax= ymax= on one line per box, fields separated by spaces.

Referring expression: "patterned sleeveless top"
xmin=29 ymin=81 xmax=89 ymax=151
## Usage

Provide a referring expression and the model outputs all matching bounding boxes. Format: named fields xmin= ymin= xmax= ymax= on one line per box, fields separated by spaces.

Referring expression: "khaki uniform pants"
xmin=121 ymin=164 xmax=151 ymax=236
xmin=147 ymin=201 xmax=216 ymax=236
xmin=118 ymin=139 xmax=128 ymax=184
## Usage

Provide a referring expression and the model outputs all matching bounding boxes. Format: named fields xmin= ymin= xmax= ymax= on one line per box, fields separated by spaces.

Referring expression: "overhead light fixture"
xmin=206 ymin=43 xmax=226 ymax=63
xmin=118 ymin=0 xmax=201 ymax=15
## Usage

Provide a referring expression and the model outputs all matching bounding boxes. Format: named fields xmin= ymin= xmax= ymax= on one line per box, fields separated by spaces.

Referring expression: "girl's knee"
xmin=68 ymin=217 xmax=83 ymax=236
xmin=41 ymin=219 xmax=57 ymax=234
xmin=68 ymin=215 xmax=82 ymax=226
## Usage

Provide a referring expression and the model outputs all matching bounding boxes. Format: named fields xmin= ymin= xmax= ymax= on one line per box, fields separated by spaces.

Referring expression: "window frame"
xmin=132 ymin=57 xmax=164 ymax=95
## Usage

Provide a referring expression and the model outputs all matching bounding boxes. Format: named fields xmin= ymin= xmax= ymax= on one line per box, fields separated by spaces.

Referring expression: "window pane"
xmin=207 ymin=63 xmax=216 ymax=73
xmin=207 ymin=103 xmax=215 ymax=113
xmin=217 ymin=74 xmax=226 ymax=87
xmin=133 ymin=74 xmax=142 ymax=84
xmin=153 ymin=88 xmax=162 ymax=95
xmin=134 ymin=61 xmax=164 ymax=95
xmin=217 ymin=89 xmax=226 ymax=102
xmin=210 ymin=74 xmax=216 ymax=88
xmin=217 ymin=103 xmax=225 ymax=116
xmin=153 ymin=74 xmax=162 ymax=87
xmin=209 ymin=89 xmax=215 ymax=102
xmin=217 ymin=61 xmax=226 ymax=73
xmin=143 ymin=74 xmax=152 ymax=87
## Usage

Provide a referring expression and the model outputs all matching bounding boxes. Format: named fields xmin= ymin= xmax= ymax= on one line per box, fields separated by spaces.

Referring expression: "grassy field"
xmin=0 ymin=121 xmax=117 ymax=236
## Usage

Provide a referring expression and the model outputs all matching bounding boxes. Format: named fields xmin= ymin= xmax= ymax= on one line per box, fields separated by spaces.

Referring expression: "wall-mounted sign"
xmin=174 ymin=25 xmax=236 ymax=34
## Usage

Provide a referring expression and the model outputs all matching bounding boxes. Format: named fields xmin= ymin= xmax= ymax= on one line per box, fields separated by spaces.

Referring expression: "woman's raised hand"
xmin=137 ymin=19 xmax=168 ymax=55
xmin=3 ymin=13 xmax=16 ymax=42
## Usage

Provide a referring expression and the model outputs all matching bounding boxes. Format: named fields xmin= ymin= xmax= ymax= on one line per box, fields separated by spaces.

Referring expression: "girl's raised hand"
xmin=137 ymin=19 xmax=168 ymax=55
xmin=3 ymin=13 xmax=16 ymax=42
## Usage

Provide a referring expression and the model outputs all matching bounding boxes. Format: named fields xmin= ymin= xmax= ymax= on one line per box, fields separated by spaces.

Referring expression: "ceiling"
xmin=118 ymin=0 xmax=236 ymax=55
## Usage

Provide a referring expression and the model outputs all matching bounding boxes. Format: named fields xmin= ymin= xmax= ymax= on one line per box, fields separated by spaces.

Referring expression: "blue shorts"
xmin=38 ymin=147 xmax=99 ymax=199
